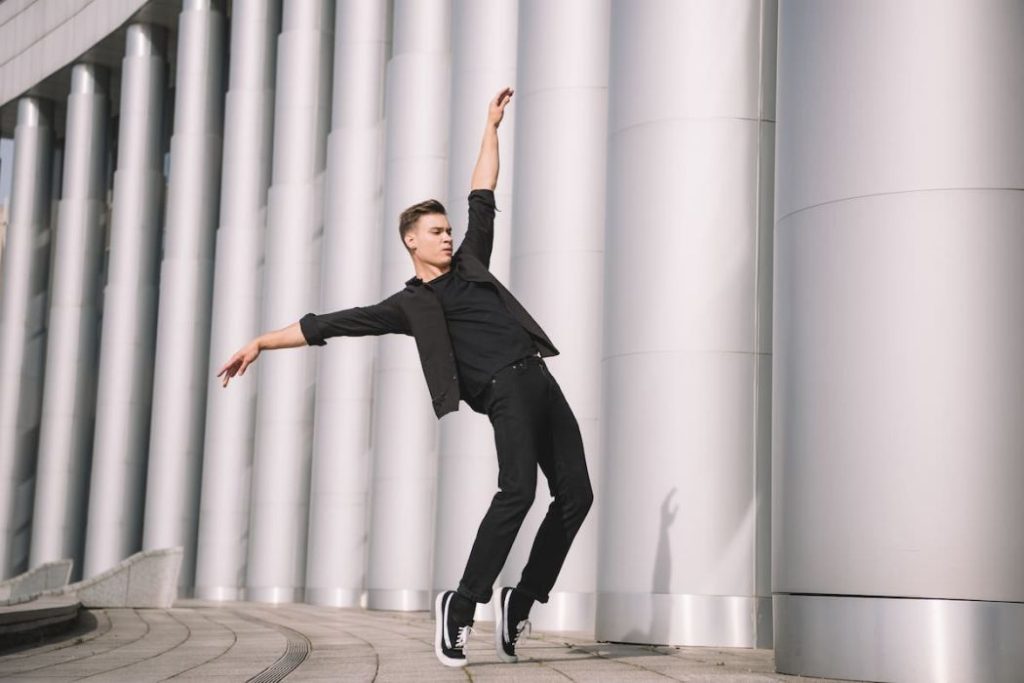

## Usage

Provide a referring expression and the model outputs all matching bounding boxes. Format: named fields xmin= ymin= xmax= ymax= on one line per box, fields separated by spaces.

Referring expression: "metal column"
xmin=30 ymin=65 xmax=109 ymax=580
xmin=195 ymin=0 xmax=281 ymax=603
xmin=143 ymin=0 xmax=226 ymax=597
xmin=366 ymin=0 xmax=451 ymax=612
xmin=596 ymin=0 xmax=777 ymax=646
xmin=245 ymin=0 xmax=334 ymax=603
xmin=772 ymin=2 xmax=1024 ymax=680
xmin=84 ymin=24 xmax=167 ymax=580
xmin=432 ymin=0 xmax=519 ymax=622
xmin=498 ymin=0 xmax=610 ymax=632
xmin=304 ymin=0 xmax=390 ymax=608
xmin=0 ymin=97 xmax=54 ymax=578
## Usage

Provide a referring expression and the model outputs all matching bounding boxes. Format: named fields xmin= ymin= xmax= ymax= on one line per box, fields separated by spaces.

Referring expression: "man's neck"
xmin=415 ymin=262 xmax=451 ymax=283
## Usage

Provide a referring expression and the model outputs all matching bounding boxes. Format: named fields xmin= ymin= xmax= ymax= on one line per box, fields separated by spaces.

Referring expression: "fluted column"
xmin=498 ymin=0 xmax=609 ymax=632
xmin=143 ymin=0 xmax=226 ymax=597
xmin=304 ymin=0 xmax=389 ymax=607
xmin=432 ymin=0 xmax=519 ymax=621
xmin=773 ymin=2 xmax=1024 ymax=680
xmin=245 ymin=0 xmax=334 ymax=603
xmin=596 ymin=0 xmax=777 ymax=647
xmin=29 ymin=65 xmax=109 ymax=580
xmin=0 ymin=97 xmax=54 ymax=579
xmin=84 ymin=24 xmax=167 ymax=580
xmin=366 ymin=0 xmax=451 ymax=612
xmin=195 ymin=0 xmax=281 ymax=602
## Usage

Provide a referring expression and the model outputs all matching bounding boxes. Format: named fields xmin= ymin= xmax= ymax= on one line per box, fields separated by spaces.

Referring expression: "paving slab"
xmin=0 ymin=598 xmax=857 ymax=682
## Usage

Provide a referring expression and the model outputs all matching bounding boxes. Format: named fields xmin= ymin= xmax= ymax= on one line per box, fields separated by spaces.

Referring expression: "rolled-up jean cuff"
xmin=456 ymin=583 xmax=490 ymax=604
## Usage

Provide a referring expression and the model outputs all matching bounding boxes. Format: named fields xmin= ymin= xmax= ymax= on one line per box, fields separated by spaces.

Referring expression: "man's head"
xmin=399 ymin=198 xmax=453 ymax=270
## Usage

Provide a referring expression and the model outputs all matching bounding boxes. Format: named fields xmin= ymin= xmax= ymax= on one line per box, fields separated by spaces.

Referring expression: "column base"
xmin=192 ymin=585 xmax=243 ymax=601
xmin=597 ymin=592 xmax=771 ymax=648
xmin=367 ymin=589 xmax=430 ymax=611
xmin=774 ymin=593 xmax=1024 ymax=682
xmin=244 ymin=586 xmax=304 ymax=603
xmin=305 ymin=587 xmax=366 ymax=608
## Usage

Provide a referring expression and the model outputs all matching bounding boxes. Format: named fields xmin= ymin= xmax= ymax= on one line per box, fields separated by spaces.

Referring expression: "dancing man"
xmin=218 ymin=87 xmax=593 ymax=668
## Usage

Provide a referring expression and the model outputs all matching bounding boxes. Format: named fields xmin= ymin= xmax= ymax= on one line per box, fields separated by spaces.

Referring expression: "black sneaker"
xmin=434 ymin=590 xmax=473 ymax=667
xmin=494 ymin=586 xmax=532 ymax=662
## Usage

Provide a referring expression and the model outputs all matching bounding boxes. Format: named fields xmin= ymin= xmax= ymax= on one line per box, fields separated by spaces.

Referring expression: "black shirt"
xmin=419 ymin=266 xmax=539 ymax=405
xmin=300 ymin=188 xmax=559 ymax=419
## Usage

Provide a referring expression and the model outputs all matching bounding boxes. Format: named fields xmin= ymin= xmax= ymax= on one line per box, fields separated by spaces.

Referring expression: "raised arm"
xmin=470 ymin=86 xmax=513 ymax=191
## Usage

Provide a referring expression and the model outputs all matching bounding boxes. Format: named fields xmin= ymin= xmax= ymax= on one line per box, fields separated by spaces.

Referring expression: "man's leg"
xmin=515 ymin=373 xmax=594 ymax=604
xmin=456 ymin=363 xmax=550 ymax=605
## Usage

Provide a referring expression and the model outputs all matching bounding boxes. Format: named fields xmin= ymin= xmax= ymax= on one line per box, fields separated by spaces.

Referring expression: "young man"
xmin=218 ymin=87 xmax=593 ymax=668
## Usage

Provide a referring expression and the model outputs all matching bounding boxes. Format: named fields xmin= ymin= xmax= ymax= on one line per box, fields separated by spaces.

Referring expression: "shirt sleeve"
xmin=299 ymin=291 xmax=411 ymax=345
xmin=455 ymin=188 xmax=497 ymax=267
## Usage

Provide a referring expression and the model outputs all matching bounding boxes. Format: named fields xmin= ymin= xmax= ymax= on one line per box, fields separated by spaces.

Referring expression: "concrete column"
xmin=195 ymin=0 xmax=281 ymax=602
xmin=496 ymin=0 xmax=609 ymax=632
xmin=30 ymin=64 xmax=109 ymax=580
xmin=304 ymin=0 xmax=390 ymax=608
xmin=245 ymin=0 xmax=334 ymax=603
xmin=432 ymin=0 xmax=519 ymax=622
xmin=143 ymin=0 xmax=226 ymax=597
xmin=366 ymin=0 xmax=451 ymax=612
xmin=84 ymin=24 xmax=167 ymax=580
xmin=773 ymin=2 xmax=1024 ymax=680
xmin=0 ymin=97 xmax=54 ymax=578
xmin=596 ymin=0 xmax=777 ymax=647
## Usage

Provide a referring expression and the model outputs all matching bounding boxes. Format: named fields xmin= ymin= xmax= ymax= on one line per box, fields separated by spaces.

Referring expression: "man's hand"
xmin=217 ymin=339 xmax=261 ymax=387
xmin=487 ymin=86 xmax=513 ymax=128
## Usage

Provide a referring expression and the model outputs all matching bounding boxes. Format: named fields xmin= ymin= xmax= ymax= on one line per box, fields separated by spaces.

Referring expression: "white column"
xmin=773 ymin=2 xmax=1024 ymax=679
xmin=142 ymin=0 xmax=226 ymax=598
xmin=84 ymin=23 xmax=167 ymax=579
xmin=195 ymin=0 xmax=281 ymax=602
xmin=432 ymin=0 xmax=519 ymax=621
xmin=596 ymin=0 xmax=777 ymax=647
xmin=30 ymin=64 xmax=109 ymax=579
xmin=497 ymin=0 xmax=610 ymax=632
xmin=245 ymin=0 xmax=334 ymax=603
xmin=304 ymin=0 xmax=390 ymax=608
xmin=0 ymin=96 xmax=54 ymax=578
xmin=366 ymin=0 xmax=451 ymax=612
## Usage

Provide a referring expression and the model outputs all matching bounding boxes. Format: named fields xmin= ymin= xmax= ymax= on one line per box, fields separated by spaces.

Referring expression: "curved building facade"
xmin=0 ymin=1 xmax=1020 ymax=679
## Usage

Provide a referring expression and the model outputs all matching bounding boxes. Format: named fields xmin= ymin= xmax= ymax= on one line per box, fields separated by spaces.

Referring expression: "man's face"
xmin=407 ymin=213 xmax=453 ymax=267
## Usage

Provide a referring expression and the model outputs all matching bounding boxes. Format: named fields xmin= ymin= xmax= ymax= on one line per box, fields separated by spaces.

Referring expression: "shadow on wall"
xmin=617 ymin=487 xmax=678 ymax=646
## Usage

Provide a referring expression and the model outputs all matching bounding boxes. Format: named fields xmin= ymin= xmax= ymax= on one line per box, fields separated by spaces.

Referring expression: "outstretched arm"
xmin=216 ymin=322 xmax=305 ymax=387
xmin=217 ymin=293 xmax=410 ymax=388
xmin=470 ymin=86 xmax=513 ymax=191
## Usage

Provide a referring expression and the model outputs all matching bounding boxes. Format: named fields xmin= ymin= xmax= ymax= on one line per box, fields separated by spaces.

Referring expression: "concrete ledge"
xmin=0 ymin=559 xmax=72 ymax=604
xmin=35 ymin=547 xmax=183 ymax=608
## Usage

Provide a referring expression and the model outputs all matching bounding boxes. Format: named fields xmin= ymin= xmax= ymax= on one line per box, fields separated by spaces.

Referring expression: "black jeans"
xmin=456 ymin=355 xmax=594 ymax=605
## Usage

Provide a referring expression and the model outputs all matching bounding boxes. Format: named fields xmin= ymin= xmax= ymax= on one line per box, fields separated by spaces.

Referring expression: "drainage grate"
xmin=232 ymin=609 xmax=311 ymax=683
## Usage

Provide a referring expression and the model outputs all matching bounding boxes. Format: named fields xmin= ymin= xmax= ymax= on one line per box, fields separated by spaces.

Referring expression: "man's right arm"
xmin=298 ymin=291 xmax=411 ymax=346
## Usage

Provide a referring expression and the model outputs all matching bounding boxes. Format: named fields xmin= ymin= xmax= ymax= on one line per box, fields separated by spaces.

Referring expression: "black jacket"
xmin=300 ymin=188 xmax=559 ymax=419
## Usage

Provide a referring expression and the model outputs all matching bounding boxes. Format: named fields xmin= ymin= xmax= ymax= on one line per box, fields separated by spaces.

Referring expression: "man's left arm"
xmin=469 ymin=86 xmax=512 ymax=191
xmin=459 ymin=87 xmax=513 ymax=267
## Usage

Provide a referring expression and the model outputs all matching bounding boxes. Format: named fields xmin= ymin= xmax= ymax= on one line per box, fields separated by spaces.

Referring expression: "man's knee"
xmin=497 ymin=479 xmax=536 ymax=513
xmin=561 ymin=482 xmax=593 ymax=521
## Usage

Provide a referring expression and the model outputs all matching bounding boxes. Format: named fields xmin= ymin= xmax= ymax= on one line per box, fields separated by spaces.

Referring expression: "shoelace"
xmin=455 ymin=624 xmax=472 ymax=649
xmin=512 ymin=618 xmax=531 ymax=645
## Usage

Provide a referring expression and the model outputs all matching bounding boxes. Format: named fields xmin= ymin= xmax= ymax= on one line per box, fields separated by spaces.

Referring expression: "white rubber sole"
xmin=494 ymin=588 xmax=518 ymax=663
xmin=434 ymin=591 xmax=468 ymax=668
